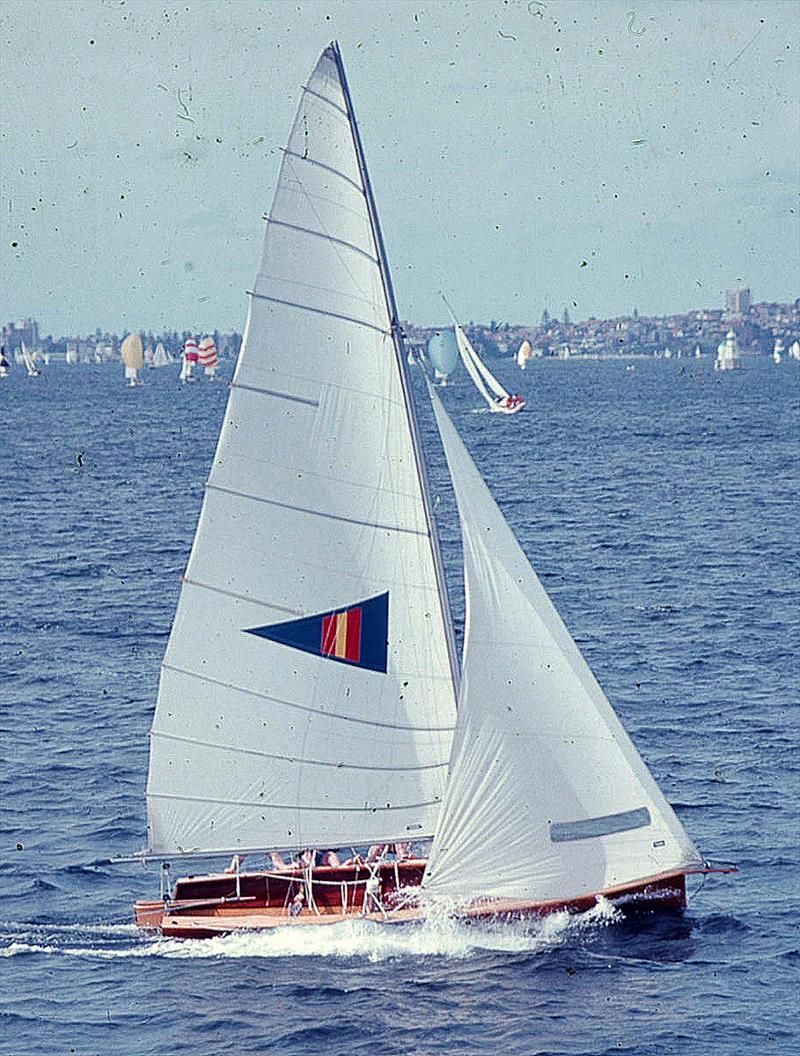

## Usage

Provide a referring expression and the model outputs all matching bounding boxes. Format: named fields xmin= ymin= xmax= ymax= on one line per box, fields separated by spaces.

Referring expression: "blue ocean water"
xmin=1 ymin=355 xmax=798 ymax=1056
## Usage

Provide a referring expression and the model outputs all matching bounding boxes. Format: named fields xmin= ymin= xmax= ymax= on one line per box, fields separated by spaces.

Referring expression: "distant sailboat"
xmin=121 ymin=334 xmax=144 ymax=386
xmin=21 ymin=341 xmax=41 ymax=377
xmin=0 ymin=346 xmax=9 ymax=379
xmin=144 ymin=346 xmax=155 ymax=368
xmin=427 ymin=329 xmax=458 ymax=386
xmin=444 ymin=298 xmax=525 ymax=414
xmin=198 ymin=335 xmax=219 ymax=380
xmin=65 ymin=346 xmax=79 ymax=365
xmin=180 ymin=337 xmax=199 ymax=383
xmin=714 ymin=331 xmax=741 ymax=372
xmin=789 ymin=340 xmax=800 ymax=361
xmin=152 ymin=342 xmax=172 ymax=368
xmin=516 ymin=339 xmax=533 ymax=370
xmin=772 ymin=338 xmax=784 ymax=364
xmin=694 ymin=345 xmax=702 ymax=358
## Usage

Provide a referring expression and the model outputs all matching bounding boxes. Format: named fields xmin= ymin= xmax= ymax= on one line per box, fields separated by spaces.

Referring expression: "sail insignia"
xmin=245 ymin=592 xmax=389 ymax=673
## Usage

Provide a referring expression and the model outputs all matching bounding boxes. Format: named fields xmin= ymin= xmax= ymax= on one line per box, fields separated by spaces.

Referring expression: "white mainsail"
xmin=21 ymin=341 xmax=40 ymax=376
xmin=145 ymin=44 xmax=458 ymax=858
xmin=454 ymin=324 xmax=510 ymax=406
xmin=423 ymin=389 xmax=702 ymax=903
xmin=180 ymin=337 xmax=198 ymax=381
xmin=152 ymin=342 xmax=171 ymax=367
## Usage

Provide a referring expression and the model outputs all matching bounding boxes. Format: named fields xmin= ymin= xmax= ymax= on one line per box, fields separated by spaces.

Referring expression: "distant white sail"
xmin=121 ymin=333 xmax=144 ymax=386
xmin=21 ymin=341 xmax=40 ymax=377
xmin=152 ymin=342 xmax=171 ymax=368
xmin=65 ymin=346 xmax=78 ymax=365
xmin=423 ymin=388 xmax=702 ymax=903
xmin=714 ymin=330 xmax=741 ymax=372
xmin=790 ymin=340 xmax=800 ymax=361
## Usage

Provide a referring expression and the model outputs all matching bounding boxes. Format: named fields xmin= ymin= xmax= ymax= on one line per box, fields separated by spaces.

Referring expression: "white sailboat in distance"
xmin=517 ymin=339 xmax=533 ymax=370
xmin=443 ymin=295 xmax=525 ymax=414
xmin=21 ymin=340 xmax=41 ymax=377
xmin=152 ymin=342 xmax=171 ymax=368
xmin=119 ymin=43 xmax=732 ymax=938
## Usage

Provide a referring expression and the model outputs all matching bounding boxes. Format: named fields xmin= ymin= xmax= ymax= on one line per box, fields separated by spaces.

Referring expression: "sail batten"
xmin=146 ymin=44 xmax=457 ymax=857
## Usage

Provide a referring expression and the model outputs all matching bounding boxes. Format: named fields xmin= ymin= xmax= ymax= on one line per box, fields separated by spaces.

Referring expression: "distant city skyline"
xmin=1 ymin=0 xmax=798 ymax=334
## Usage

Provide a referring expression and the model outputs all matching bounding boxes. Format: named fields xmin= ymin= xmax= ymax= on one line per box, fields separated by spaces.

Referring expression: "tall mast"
xmin=330 ymin=41 xmax=460 ymax=697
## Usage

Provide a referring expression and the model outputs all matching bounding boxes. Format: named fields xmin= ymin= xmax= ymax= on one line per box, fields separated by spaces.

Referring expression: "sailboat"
xmin=121 ymin=333 xmax=144 ymax=386
xmin=65 ymin=345 xmax=79 ymax=365
xmin=790 ymin=340 xmax=800 ymax=361
xmin=152 ymin=342 xmax=172 ymax=368
xmin=198 ymin=335 xmax=219 ymax=380
xmin=0 ymin=346 xmax=9 ymax=378
xmin=127 ymin=44 xmax=730 ymax=938
xmin=180 ymin=337 xmax=199 ymax=382
xmin=427 ymin=329 xmax=458 ymax=385
xmin=772 ymin=338 xmax=784 ymax=364
xmin=714 ymin=331 xmax=741 ymax=372
xmin=445 ymin=299 xmax=525 ymax=414
xmin=516 ymin=339 xmax=533 ymax=370
xmin=21 ymin=341 xmax=41 ymax=377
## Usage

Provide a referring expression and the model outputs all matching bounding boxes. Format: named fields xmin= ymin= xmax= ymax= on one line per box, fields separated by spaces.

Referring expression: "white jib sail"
xmin=423 ymin=388 xmax=702 ymax=903
xmin=452 ymin=323 xmax=510 ymax=406
xmin=145 ymin=45 xmax=457 ymax=858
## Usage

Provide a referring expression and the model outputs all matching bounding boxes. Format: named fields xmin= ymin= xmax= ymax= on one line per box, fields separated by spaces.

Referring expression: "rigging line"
xmin=282 ymin=148 xmax=365 ymax=195
xmin=247 ymin=291 xmax=390 ymax=337
xmin=148 ymin=791 xmax=442 ymax=812
xmin=264 ymin=217 xmax=378 ymax=266
xmin=204 ymin=482 xmax=430 ymax=537
xmin=302 ymin=83 xmax=348 ymax=118
xmin=150 ymin=730 xmax=448 ymax=772
xmin=180 ymin=577 xmax=302 ymax=616
xmin=160 ymin=663 xmax=457 ymax=733
xmin=255 ymin=267 xmax=383 ymax=313
xmin=230 ymin=381 xmax=319 ymax=407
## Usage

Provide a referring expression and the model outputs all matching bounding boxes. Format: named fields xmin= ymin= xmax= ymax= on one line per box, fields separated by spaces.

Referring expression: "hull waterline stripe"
xmin=283 ymin=148 xmax=364 ymax=195
xmin=230 ymin=381 xmax=319 ymax=408
xmin=180 ymin=577 xmax=302 ymax=616
xmin=149 ymin=730 xmax=448 ymax=772
xmin=265 ymin=217 xmax=378 ymax=265
xmin=160 ymin=663 xmax=456 ymax=733
xmin=247 ymin=291 xmax=391 ymax=338
xmin=302 ymin=83 xmax=348 ymax=117
xmin=148 ymin=790 xmax=441 ymax=812
xmin=205 ymin=483 xmax=429 ymax=537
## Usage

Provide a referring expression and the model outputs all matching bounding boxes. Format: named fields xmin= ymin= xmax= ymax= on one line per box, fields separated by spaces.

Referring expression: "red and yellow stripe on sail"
xmin=320 ymin=606 xmax=362 ymax=664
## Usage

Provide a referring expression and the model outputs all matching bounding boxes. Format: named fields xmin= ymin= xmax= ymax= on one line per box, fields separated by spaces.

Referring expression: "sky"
xmin=1 ymin=0 xmax=798 ymax=336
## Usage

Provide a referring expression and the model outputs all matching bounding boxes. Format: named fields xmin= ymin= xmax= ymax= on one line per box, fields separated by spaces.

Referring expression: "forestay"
xmin=146 ymin=47 xmax=457 ymax=857
xmin=423 ymin=389 xmax=702 ymax=902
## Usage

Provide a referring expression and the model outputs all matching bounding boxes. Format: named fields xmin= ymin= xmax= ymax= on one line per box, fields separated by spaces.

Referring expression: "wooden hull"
xmin=135 ymin=866 xmax=689 ymax=939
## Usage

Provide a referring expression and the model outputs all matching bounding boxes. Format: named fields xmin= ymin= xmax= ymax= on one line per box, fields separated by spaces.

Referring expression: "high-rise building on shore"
xmin=726 ymin=287 xmax=751 ymax=316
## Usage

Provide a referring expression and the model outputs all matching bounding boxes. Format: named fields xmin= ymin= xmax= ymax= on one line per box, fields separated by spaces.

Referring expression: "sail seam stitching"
xmin=230 ymin=381 xmax=319 ymax=407
xmin=247 ymin=291 xmax=391 ymax=337
xmin=283 ymin=148 xmax=364 ymax=195
xmin=148 ymin=791 xmax=442 ymax=812
xmin=264 ymin=217 xmax=378 ymax=264
xmin=180 ymin=577 xmax=303 ymax=615
xmin=149 ymin=730 xmax=448 ymax=772
xmin=302 ymin=83 xmax=349 ymax=117
xmin=160 ymin=663 xmax=456 ymax=731
xmin=205 ymin=483 xmax=430 ymax=537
